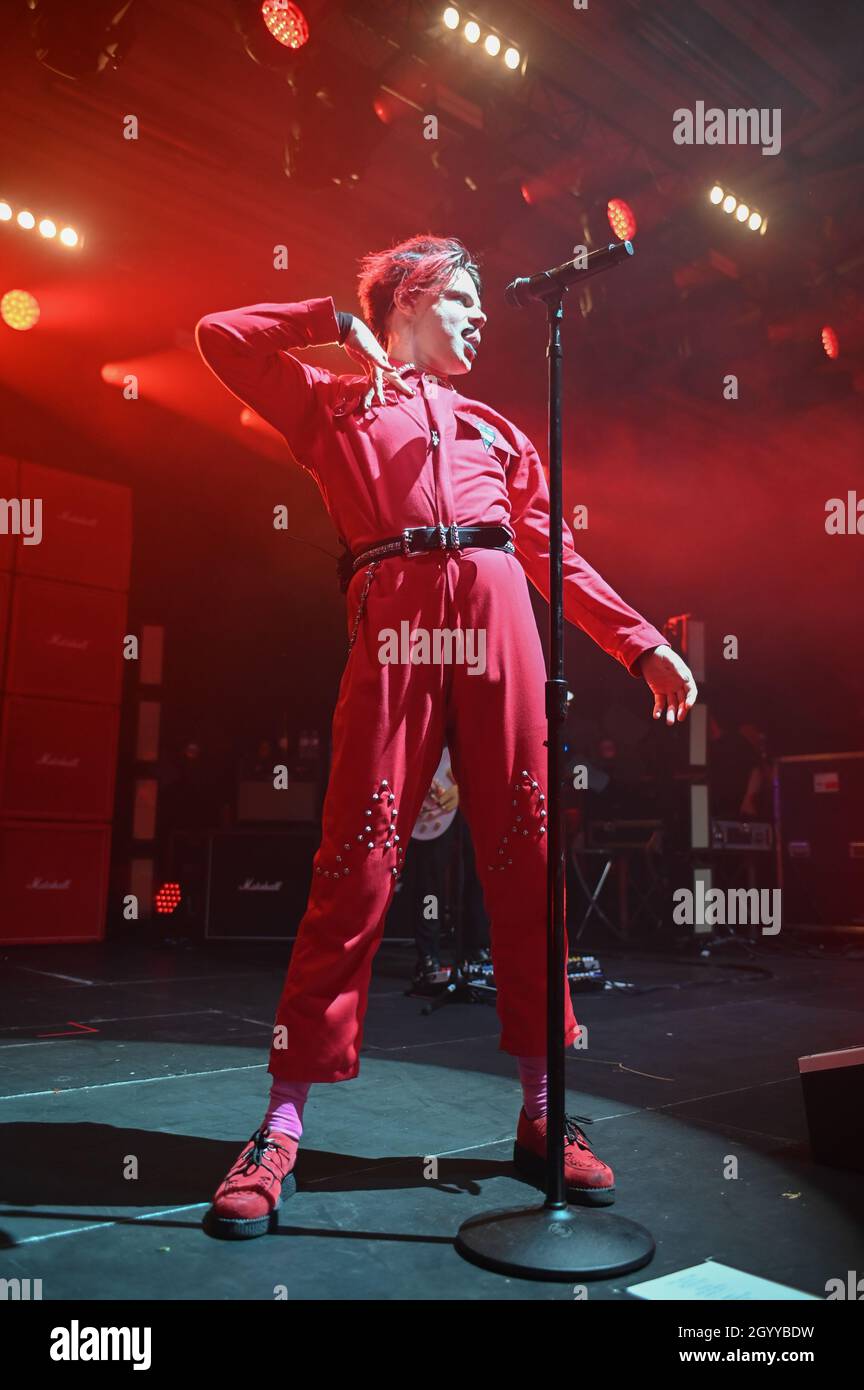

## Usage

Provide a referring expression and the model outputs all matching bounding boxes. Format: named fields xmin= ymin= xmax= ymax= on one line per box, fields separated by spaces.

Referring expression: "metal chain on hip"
xmin=347 ymin=560 xmax=381 ymax=654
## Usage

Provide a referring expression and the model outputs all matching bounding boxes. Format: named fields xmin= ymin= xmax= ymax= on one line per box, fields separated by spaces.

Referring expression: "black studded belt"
xmin=340 ymin=523 xmax=514 ymax=590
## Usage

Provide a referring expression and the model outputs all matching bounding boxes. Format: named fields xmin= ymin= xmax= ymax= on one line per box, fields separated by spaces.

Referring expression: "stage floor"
xmin=1 ymin=937 xmax=862 ymax=1300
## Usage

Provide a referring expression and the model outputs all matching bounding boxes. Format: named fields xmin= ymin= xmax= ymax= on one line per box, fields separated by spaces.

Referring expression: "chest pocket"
xmin=452 ymin=407 xmax=519 ymax=474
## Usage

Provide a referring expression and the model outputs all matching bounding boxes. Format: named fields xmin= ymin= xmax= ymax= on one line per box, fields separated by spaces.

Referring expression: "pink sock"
xmin=517 ymin=1055 xmax=548 ymax=1120
xmin=263 ymin=1078 xmax=310 ymax=1140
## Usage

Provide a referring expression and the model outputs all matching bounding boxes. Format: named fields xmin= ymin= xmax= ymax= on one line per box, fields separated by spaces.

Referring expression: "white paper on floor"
xmin=626 ymin=1260 xmax=821 ymax=1300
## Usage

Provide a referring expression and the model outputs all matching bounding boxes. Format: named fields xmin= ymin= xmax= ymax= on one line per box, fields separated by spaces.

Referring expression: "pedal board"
xmin=567 ymin=953 xmax=606 ymax=991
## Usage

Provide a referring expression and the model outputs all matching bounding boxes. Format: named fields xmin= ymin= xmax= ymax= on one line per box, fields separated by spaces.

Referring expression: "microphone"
xmin=505 ymin=240 xmax=634 ymax=308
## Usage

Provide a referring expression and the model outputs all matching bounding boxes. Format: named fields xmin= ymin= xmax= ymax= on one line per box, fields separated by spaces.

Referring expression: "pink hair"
xmin=357 ymin=233 xmax=482 ymax=345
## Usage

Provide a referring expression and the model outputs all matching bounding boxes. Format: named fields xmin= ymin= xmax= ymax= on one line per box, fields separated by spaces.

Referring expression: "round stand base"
xmin=455 ymin=1201 xmax=655 ymax=1281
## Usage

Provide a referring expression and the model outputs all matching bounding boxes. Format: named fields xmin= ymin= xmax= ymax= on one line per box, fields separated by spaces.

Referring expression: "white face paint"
xmin=403 ymin=267 xmax=487 ymax=376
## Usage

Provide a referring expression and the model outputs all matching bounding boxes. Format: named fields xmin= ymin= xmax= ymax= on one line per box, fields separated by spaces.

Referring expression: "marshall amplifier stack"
xmin=0 ymin=458 xmax=131 ymax=943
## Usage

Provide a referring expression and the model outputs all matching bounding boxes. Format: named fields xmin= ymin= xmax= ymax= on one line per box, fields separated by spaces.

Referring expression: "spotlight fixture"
xmin=1 ymin=290 xmax=40 ymax=331
xmin=607 ymin=197 xmax=636 ymax=240
xmin=260 ymin=0 xmax=309 ymax=49
xmin=438 ymin=7 xmax=524 ymax=74
xmin=0 ymin=197 xmax=83 ymax=248
xmin=710 ymin=186 xmax=767 ymax=234
xmin=233 ymin=0 xmax=311 ymax=68
xmin=154 ymin=881 xmax=182 ymax=914
xmin=821 ymin=326 xmax=839 ymax=360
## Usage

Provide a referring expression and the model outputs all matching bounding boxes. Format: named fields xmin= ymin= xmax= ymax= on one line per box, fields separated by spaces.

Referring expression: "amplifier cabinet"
xmin=5 ymin=575 xmax=126 ymax=702
xmin=0 ymin=820 xmax=110 ymax=943
xmin=236 ymin=779 xmax=317 ymax=824
xmin=0 ymin=695 xmax=119 ymax=820
xmin=15 ymin=462 xmax=132 ymax=592
xmin=775 ymin=753 xmax=864 ymax=927
xmin=205 ymin=828 xmax=317 ymax=940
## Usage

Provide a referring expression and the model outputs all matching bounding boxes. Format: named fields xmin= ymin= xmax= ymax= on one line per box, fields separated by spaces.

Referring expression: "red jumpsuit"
xmin=195 ymin=296 xmax=667 ymax=1082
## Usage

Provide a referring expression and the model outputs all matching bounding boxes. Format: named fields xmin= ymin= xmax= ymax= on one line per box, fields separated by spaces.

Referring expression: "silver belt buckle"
xmin=447 ymin=522 xmax=461 ymax=554
xmin=401 ymin=528 xmax=413 ymax=556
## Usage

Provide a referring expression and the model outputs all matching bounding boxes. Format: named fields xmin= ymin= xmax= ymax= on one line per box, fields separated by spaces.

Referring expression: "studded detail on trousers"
xmin=311 ymin=777 xmax=405 ymax=881
xmin=485 ymin=768 xmax=548 ymax=872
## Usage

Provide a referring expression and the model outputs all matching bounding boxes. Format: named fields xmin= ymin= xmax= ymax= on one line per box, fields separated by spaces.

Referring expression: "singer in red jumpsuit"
xmin=197 ymin=235 xmax=696 ymax=1229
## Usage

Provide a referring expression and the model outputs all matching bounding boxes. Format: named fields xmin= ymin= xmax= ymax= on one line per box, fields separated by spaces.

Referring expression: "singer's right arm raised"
xmin=194 ymin=296 xmax=344 ymax=456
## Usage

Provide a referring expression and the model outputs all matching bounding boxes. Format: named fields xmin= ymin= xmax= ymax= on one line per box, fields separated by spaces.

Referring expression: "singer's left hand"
xmin=637 ymin=644 xmax=698 ymax=724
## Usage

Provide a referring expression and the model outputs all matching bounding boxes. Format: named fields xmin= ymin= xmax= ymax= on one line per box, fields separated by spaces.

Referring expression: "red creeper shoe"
xmin=203 ymin=1126 xmax=299 ymax=1240
xmin=513 ymin=1108 xmax=615 ymax=1206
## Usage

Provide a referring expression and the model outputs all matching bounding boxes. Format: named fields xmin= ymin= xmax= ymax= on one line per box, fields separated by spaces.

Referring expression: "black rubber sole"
xmin=512 ymin=1141 xmax=616 ymax=1207
xmin=202 ymin=1168 xmax=298 ymax=1240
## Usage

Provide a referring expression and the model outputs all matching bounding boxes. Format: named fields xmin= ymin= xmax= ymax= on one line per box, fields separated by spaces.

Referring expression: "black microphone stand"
xmin=455 ymin=255 xmax=656 ymax=1279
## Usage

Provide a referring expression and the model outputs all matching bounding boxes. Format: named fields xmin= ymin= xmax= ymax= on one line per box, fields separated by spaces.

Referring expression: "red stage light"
xmin=260 ymin=0 xmax=309 ymax=49
xmin=155 ymin=882 xmax=182 ymax=915
xmin=607 ymin=198 xmax=636 ymax=240
xmin=821 ymin=326 xmax=839 ymax=359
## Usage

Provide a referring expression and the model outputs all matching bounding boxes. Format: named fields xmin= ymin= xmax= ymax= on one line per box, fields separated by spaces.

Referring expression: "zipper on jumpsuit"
xmin=419 ymin=373 xmax=443 ymax=527
xmin=419 ymin=377 xmax=460 ymax=720
xmin=347 ymin=378 xmax=448 ymax=655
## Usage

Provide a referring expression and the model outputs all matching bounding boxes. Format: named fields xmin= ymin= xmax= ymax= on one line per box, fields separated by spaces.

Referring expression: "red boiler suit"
xmin=195 ymin=296 xmax=667 ymax=1082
